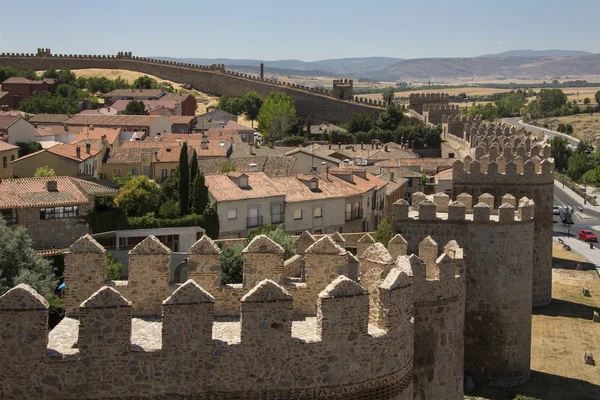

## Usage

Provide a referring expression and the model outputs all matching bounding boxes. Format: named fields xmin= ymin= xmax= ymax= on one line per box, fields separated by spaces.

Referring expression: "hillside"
xmin=478 ymin=49 xmax=593 ymax=58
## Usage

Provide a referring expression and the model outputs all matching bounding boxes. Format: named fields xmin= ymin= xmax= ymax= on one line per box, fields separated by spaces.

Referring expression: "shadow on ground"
xmin=552 ymin=256 xmax=594 ymax=270
xmin=533 ymin=298 xmax=598 ymax=320
xmin=469 ymin=370 xmax=600 ymax=400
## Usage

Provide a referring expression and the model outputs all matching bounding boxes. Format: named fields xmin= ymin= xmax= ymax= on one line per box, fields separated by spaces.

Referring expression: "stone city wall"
xmin=422 ymin=103 xmax=460 ymax=125
xmin=408 ymin=93 xmax=450 ymax=115
xmin=391 ymin=194 xmax=535 ymax=387
xmin=0 ymin=51 xmax=385 ymax=124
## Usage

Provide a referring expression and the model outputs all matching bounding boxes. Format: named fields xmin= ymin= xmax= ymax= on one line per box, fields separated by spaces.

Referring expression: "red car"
xmin=578 ymin=230 xmax=598 ymax=242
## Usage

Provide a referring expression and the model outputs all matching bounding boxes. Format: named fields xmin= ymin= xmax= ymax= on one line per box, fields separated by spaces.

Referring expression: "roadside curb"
xmin=518 ymin=119 xmax=580 ymax=144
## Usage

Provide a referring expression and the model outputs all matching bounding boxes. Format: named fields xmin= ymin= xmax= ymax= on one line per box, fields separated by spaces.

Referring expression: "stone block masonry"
xmin=0 ymin=51 xmax=385 ymax=124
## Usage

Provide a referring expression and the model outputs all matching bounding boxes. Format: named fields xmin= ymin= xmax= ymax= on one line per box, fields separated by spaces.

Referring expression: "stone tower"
xmin=332 ymin=79 xmax=353 ymax=100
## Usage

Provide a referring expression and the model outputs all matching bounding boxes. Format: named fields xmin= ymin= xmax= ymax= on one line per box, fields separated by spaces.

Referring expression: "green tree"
xmin=133 ymin=75 xmax=156 ymax=89
xmin=114 ymin=176 xmax=161 ymax=217
xmin=57 ymin=69 xmax=76 ymax=85
xmin=0 ymin=217 xmax=56 ymax=297
xmin=548 ymin=136 xmax=572 ymax=172
xmin=382 ymin=87 xmax=395 ymax=106
xmin=55 ymin=84 xmax=78 ymax=98
xmin=178 ymin=142 xmax=190 ymax=216
xmin=158 ymin=199 xmax=180 ymax=219
xmin=467 ymin=103 xmax=497 ymax=121
xmin=373 ymin=216 xmax=392 ymax=245
xmin=257 ymin=92 xmax=297 ymax=141
xmin=220 ymin=161 xmax=237 ymax=173
xmin=190 ymin=171 xmax=209 ymax=215
xmin=42 ymin=68 xmax=59 ymax=79
xmin=121 ymin=100 xmax=148 ymax=115
xmin=242 ymin=91 xmax=263 ymax=128
xmin=376 ymin=104 xmax=405 ymax=130
xmin=106 ymin=253 xmax=124 ymax=280
xmin=347 ymin=112 xmax=374 ymax=133
xmin=537 ymin=88 xmax=567 ymax=113
xmin=189 ymin=149 xmax=198 ymax=184
xmin=221 ymin=243 xmax=244 ymax=284
xmin=584 ymin=97 xmax=591 ymax=105
xmin=566 ymin=143 xmax=593 ymax=182
xmin=203 ymin=202 xmax=220 ymax=239
xmin=34 ymin=166 xmax=56 ymax=177
xmin=16 ymin=141 xmax=42 ymax=157
xmin=18 ymin=92 xmax=78 ymax=114
xmin=595 ymin=90 xmax=600 ymax=106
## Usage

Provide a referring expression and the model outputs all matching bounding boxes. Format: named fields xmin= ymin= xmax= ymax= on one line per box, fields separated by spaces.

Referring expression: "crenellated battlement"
xmin=422 ymin=102 xmax=460 ymax=125
xmin=0 ymin=235 xmax=426 ymax=399
xmin=408 ymin=92 xmax=450 ymax=115
xmin=393 ymin=191 xmax=535 ymax=223
xmin=454 ymin=155 xmax=554 ymax=185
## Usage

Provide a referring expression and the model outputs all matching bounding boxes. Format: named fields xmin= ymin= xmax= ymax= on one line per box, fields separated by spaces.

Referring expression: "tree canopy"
xmin=373 ymin=217 xmax=392 ymax=245
xmin=114 ymin=176 xmax=161 ymax=217
xmin=257 ymin=92 xmax=297 ymax=141
xmin=34 ymin=166 xmax=56 ymax=177
xmin=346 ymin=112 xmax=374 ymax=133
xmin=121 ymin=100 xmax=148 ymax=115
xmin=242 ymin=92 xmax=263 ymax=127
xmin=178 ymin=142 xmax=190 ymax=216
xmin=548 ymin=136 xmax=572 ymax=172
xmin=133 ymin=75 xmax=157 ymax=89
xmin=18 ymin=92 xmax=79 ymax=114
xmin=382 ymin=87 xmax=395 ymax=106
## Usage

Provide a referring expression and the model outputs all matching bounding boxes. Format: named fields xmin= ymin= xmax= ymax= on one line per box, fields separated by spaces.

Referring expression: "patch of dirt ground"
xmin=466 ymin=244 xmax=600 ymax=400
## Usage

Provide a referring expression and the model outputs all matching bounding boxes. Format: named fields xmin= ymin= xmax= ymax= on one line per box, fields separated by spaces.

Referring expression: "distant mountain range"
xmin=477 ymin=49 xmax=593 ymax=58
xmin=155 ymin=50 xmax=600 ymax=82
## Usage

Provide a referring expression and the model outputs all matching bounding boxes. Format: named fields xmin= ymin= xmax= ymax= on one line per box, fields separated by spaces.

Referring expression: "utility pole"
xmin=584 ymin=179 xmax=587 ymax=205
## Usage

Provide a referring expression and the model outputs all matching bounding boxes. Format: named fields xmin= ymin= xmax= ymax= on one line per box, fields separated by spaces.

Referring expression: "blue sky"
xmin=1 ymin=0 xmax=598 ymax=61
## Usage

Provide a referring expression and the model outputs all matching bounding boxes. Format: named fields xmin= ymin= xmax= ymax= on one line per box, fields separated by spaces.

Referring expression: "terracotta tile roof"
xmin=2 ymin=77 xmax=32 ymax=84
xmin=0 ymin=91 xmax=11 ymax=99
xmin=102 ymin=89 xmax=164 ymax=98
xmin=376 ymin=157 xmax=455 ymax=172
xmin=73 ymin=126 xmax=121 ymax=145
xmin=110 ymin=99 xmax=180 ymax=112
xmin=435 ymin=168 xmax=453 ymax=180
xmin=162 ymin=93 xmax=194 ymax=102
xmin=0 ymin=115 xmax=21 ymax=130
xmin=205 ymin=171 xmax=285 ymax=202
xmin=167 ymin=116 xmax=195 ymax=124
xmin=0 ymin=141 xmax=18 ymax=151
xmin=230 ymin=144 xmax=292 ymax=158
xmin=283 ymin=147 xmax=340 ymax=164
xmin=0 ymin=177 xmax=90 ymax=208
xmin=47 ymin=141 xmax=103 ymax=162
xmin=271 ymin=173 xmax=365 ymax=203
xmin=197 ymin=155 xmax=295 ymax=177
xmin=35 ymin=125 xmax=70 ymax=137
xmin=155 ymin=145 xmax=191 ymax=163
xmin=224 ymin=121 xmax=254 ymax=131
xmin=29 ymin=114 xmax=71 ymax=124
xmin=121 ymin=139 xmax=164 ymax=149
xmin=104 ymin=148 xmax=142 ymax=164
xmin=65 ymin=114 xmax=166 ymax=127
xmin=70 ymin=178 xmax=118 ymax=196
xmin=328 ymin=168 xmax=389 ymax=192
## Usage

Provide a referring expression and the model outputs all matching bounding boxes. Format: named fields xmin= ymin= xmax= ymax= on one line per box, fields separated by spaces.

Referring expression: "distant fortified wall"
xmin=392 ymin=192 xmax=535 ymax=387
xmin=422 ymin=103 xmax=460 ymax=125
xmin=0 ymin=232 xmax=470 ymax=400
xmin=0 ymin=49 xmax=385 ymax=124
xmin=408 ymin=93 xmax=450 ymax=115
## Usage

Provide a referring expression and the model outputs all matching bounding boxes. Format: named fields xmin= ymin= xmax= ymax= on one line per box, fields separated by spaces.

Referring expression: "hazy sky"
xmin=1 ymin=0 xmax=598 ymax=61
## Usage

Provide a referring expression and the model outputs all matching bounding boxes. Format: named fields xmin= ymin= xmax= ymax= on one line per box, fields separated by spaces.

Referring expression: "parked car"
xmin=553 ymin=205 xmax=561 ymax=215
xmin=578 ymin=230 xmax=598 ymax=242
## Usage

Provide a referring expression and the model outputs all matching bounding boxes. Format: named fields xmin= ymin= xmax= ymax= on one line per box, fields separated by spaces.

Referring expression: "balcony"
xmin=345 ymin=209 xmax=363 ymax=221
xmin=271 ymin=212 xmax=284 ymax=224
xmin=247 ymin=216 xmax=263 ymax=228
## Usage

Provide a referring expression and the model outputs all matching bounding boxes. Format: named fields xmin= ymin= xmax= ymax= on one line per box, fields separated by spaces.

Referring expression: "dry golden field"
xmin=535 ymin=114 xmax=600 ymax=142
xmin=467 ymin=242 xmax=600 ymax=400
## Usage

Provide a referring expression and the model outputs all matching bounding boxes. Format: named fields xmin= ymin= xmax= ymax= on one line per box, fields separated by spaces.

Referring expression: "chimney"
xmin=338 ymin=141 xmax=341 ymax=149
xmin=63 ymin=124 xmax=68 ymax=132
xmin=390 ymin=172 xmax=395 ymax=182
xmin=310 ymin=166 xmax=317 ymax=175
xmin=248 ymin=163 xmax=258 ymax=172
xmin=89 ymin=125 xmax=94 ymax=130
xmin=342 ymin=159 xmax=350 ymax=168
xmin=321 ymin=161 xmax=327 ymax=172
xmin=260 ymin=63 xmax=264 ymax=79
xmin=86 ymin=143 xmax=91 ymax=154
xmin=76 ymin=147 xmax=81 ymax=158
xmin=46 ymin=180 xmax=58 ymax=192
xmin=328 ymin=143 xmax=331 ymax=150
xmin=385 ymin=145 xmax=388 ymax=152
xmin=361 ymin=142 xmax=364 ymax=150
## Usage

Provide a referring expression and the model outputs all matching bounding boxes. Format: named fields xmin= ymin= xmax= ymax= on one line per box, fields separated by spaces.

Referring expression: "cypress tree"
xmin=178 ymin=141 xmax=189 ymax=216
xmin=203 ymin=202 xmax=220 ymax=239
xmin=198 ymin=171 xmax=209 ymax=214
xmin=190 ymin=149 xmax=198 ymax=184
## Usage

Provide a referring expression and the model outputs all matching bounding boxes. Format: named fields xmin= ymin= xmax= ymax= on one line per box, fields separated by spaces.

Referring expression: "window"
xmin=271 ymin=203 xmax=283 ymax=224
xmin=314 ymin=207 xmax=322 ymax=218
xmin=131 ymin=168 xmax=137 ymax=175
xmin=170 ymin=169 xmax=176 ymax=178
xmin=2 ymin=157 xmax=6 ymax=168
xmin=162 ymin=169 xmax=167 ymax=181
xmin=0 ymin=208 xmax=17 ymax=224
xmin=114 ymin=168 xmax=121 ymax=177
xmin=239 ymin=175 xmax=248 ymax=188
xmin=227 ymin=209 xmax=237 ymax=220
xmin=10 ymin=155 xmax=15 ymax=161
xmin=310 ymin=180 xmax=318 ymax=191
xmin=294 ymin=209 xmax=302 ymax=220
xmin=40 ymin=206 xmax=78 ymax=219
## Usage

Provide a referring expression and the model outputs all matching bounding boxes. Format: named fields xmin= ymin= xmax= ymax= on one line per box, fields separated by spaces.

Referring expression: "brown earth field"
xmin=466 ymin=241 xmax=600 ymax=400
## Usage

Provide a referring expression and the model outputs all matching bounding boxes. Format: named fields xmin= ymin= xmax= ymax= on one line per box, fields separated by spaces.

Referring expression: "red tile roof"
xmin=73 ymin=126 xmax=121 ymax=145
xmin=155 ymin=145 xmax=192 ymax=163
xmin=0 ymin=141 xmax=18 ymax=151
xmin=271 ymin=173 xmax=365 ymax=203
xmin=167 ymin=116 xmax=195 ymax=124
xmin=47 ymin=141 xmax=103 ymax=162
xmin=104 ymin=148 xmax=143 ymax=164
xmin=65 ymin=114 xmax=166 ymax=127
xmin=205 ymin=172 xmax=285 ymax=202
xmin=0 ymin=177 xmax=92 ymax=208
xmin=102 ymin=89 xmax=164 ymax=98
xmin=224 ymin=121 xmax=254 ymax=131
xmin=0 ymin=115 xmax=21 ymax=130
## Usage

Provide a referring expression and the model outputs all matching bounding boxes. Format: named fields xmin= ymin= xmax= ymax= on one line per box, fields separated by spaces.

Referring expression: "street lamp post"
xmin=584 ymin=179 xmax=587 ymax=205
xmin=562 ymin=168 xmax=566 ymax=188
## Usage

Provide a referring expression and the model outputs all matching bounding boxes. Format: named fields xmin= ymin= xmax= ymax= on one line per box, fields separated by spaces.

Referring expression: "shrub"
xmin=106 ymin=253 xmax=124 ymax=280
xmin=282 ymin=135 xmax=306 ymax=146
xmin=127 ymin=214 xmax=205 ymax=230
xmin=158 ymin=199 xmax=180 ymax=219
xmin=221 ymin=243 xmax=245 ymax=284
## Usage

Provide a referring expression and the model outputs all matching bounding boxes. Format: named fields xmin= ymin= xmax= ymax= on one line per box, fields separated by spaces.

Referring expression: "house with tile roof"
xmin=101 ymin=89 xmax=165 ymax=105
xmin=0 ymin=91 xmax=14 ymax=110
xmin=0 ymin=141 xmax=19 ymax=178
xmin=0 ymin=176 xmax=116 ymax=249
xmin=28 ymin=114 xmax=71 ymax=125
xmin=0 ymin=115 xmax=36 ymax=145
xmin=224 ymin=120 xmax=256 ymax=143
xmin=33 ymin=124 xmax=79 ymax=147
xmin=0 ymin=77 xmax=57 ymax=108
xmin=282 ymin=147 xmax=340 ymax=174
xmin=65 ymin=115 xmax=171 ymax=139
xmin=205 ymin=171 xmax=286 ymax=239
xmin=11 ymin=140 xmax=106 ymax=179
xmin=194 ymin=110 xmax=238 ymax=132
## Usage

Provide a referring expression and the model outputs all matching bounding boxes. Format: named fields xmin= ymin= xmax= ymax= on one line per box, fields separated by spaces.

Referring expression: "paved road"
xmin=502 ymin=117 xmax=580 ymax=147
xmin=554 ymin=182 xmax=600 ymax=249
